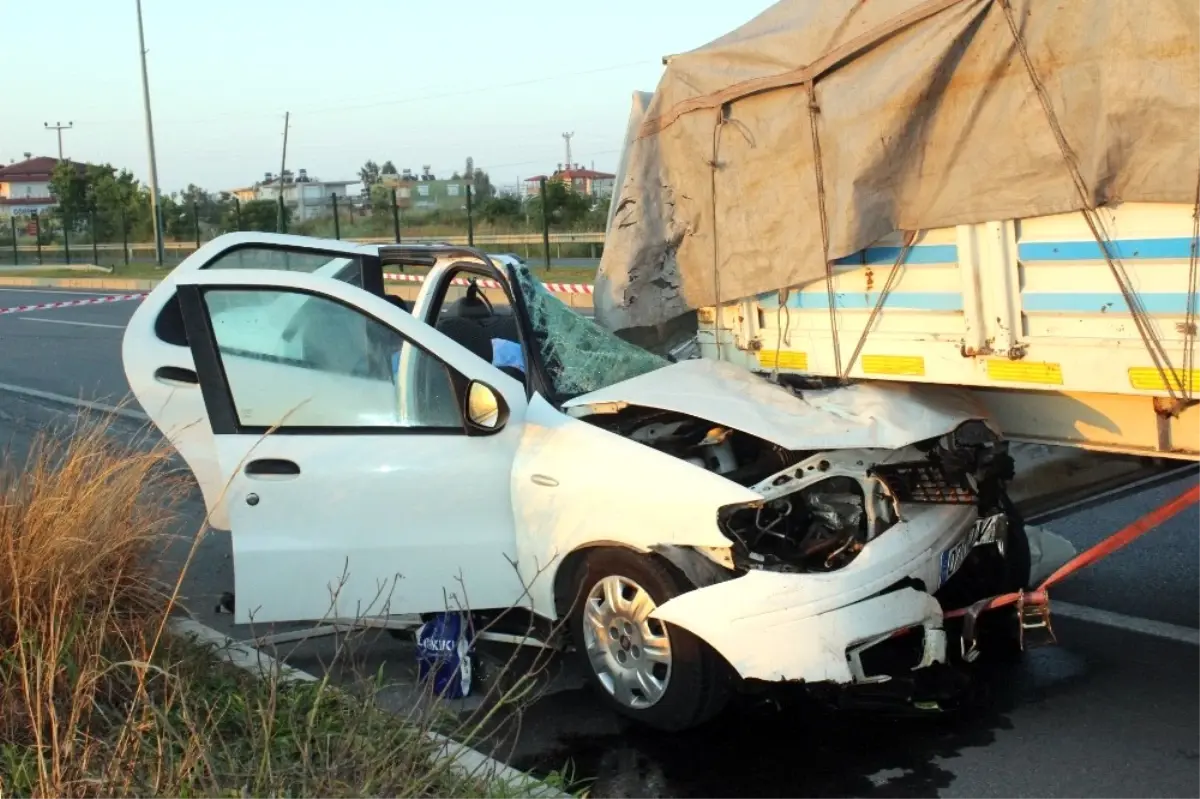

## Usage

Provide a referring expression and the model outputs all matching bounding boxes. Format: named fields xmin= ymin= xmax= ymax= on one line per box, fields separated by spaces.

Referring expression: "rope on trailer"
xmin=807 ymin=80 xmax=846 ymax=382
xmin=1184 ymin=170 xmax=1199 ymax=401
xmin=842 ymin=230 xmax=918 ymax=379
xmin=998 ymin=0 xmax=1189 ymax=410
xmin=706 ymin=105 xmax=755 ymax=363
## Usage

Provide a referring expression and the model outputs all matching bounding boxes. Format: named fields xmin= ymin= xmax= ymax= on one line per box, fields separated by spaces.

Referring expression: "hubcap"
xmin=582 ymin=575 xmax=672 ymax=709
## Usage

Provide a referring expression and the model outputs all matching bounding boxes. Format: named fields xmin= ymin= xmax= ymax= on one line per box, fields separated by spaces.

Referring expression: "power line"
xmin=75 ymin=59 xmax=658 ymax=127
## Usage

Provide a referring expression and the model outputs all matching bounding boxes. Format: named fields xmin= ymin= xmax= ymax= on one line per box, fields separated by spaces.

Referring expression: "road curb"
xmin=170 ymin=618 xmax=569 ymax=798
xmin=0 ymin=275 xmax=160 ymax=291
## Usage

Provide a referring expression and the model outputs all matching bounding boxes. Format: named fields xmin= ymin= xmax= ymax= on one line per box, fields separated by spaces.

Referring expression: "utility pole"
xmin=43 ymin=122 xmax=73 ymax=160
xmin=135 ymin=0 xmax=165 ymax=266
xmin=562 ymin=131 xmax=574 ymax=170
xmin=277 ymin=111 xmax=290 ymax=232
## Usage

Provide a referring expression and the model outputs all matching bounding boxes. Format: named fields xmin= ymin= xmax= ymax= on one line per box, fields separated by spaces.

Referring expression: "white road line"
xmin=21 ymin=317 xmax=126 ymax=330
xmin=0 ymin=287 xmax=122 ymax=296
xmin=0 ymin=381 xmax=147 ymax=421
xmin=1051 ymin=601 xmax=1199 ymax=646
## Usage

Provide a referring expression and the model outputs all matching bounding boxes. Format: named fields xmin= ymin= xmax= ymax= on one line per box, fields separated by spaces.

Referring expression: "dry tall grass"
xmin=0 ymin=417 xmax=544 ymax=797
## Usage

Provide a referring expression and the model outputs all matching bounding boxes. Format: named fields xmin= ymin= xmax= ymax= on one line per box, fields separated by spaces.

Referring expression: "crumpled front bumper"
xmin=656 ymin=579 xmax=947 ymax=684
xmin=650 ymin=504 xmax=981 ymax=684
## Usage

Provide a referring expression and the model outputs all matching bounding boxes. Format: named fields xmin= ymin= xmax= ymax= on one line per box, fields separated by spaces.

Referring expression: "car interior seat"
xmin=384 ymin=294 xmax=411 ymax=313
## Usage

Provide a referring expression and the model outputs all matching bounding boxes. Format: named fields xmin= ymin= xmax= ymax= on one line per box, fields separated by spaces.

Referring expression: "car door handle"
xmin=154 ymin=366 xmax=199 ymax=387
xmin=244 ymin=458 xmax=300 ymax=478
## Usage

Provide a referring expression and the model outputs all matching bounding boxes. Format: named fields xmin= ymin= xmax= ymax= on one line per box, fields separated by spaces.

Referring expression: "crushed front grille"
xmin=870 ymin=462 xmax=976 ymax=504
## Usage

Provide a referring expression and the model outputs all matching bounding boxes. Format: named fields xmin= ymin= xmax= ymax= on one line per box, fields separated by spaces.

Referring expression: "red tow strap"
xmin=945 ymin=481 xmax=1200 ymax=622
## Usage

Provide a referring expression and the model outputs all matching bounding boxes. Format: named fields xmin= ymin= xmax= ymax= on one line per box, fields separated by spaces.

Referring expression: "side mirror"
xmin=465 ymin=380 xmax=509 ymax=433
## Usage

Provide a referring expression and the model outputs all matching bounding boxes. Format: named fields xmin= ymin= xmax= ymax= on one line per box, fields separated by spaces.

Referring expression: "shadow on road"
xmin=504 ymin=645 xmax=1104 ymax=798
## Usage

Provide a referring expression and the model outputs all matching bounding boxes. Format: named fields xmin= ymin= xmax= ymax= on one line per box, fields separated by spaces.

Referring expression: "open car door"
xmin=135 ymin=263 xmax=530 ymax=625
xmin=123 ymin=234 xmax=380 ymax=531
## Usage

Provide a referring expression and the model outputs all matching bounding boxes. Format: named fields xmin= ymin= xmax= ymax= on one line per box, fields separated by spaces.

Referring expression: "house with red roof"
xmin=0 ymin=156 xmax=87 ymax=219
xmin=523 ymin=164 xmax=615 ymax=200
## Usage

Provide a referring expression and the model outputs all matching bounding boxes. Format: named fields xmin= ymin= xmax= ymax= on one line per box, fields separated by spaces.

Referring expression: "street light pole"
xmin=135 ymin=0 xmax=165 ymax=266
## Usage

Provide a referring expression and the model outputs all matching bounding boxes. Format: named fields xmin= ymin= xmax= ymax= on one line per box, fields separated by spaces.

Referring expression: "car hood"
xmin=562 ymin=359 xmax=991 ymax=451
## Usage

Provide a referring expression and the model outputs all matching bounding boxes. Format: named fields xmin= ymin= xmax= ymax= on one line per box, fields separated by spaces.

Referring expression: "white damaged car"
xmin=124 ymin=233 xmax=1032 ymax=731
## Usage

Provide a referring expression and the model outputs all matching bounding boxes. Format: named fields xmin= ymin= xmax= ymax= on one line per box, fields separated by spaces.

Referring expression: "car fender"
xmin=512 ymin=394 xmax=758 ymax=619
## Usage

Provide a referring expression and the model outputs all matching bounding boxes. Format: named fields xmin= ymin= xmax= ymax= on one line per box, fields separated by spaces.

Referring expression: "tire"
xmin=567 ymin=548 xmax=731 ymax=731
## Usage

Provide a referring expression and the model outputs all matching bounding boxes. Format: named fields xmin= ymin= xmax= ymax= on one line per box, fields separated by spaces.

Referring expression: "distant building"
xmin=228 ymin=186 xmax=257 ymax=204
xmin=231 ymin=169 xmax=358 ymax=221
xmin=0 ymin=156 xmax=87 ymax=219
xmin=523 ymin=164 xmax=615 ymax=199
xmin=379 ymin=167 xmax=474 ymax=213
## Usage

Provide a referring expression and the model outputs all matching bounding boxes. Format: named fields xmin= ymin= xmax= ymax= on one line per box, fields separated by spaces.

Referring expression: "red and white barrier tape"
xmin=384 ymin=272 xmax=594 ymax=295
xmin=0 ymin=292 xmax=148 ymax=317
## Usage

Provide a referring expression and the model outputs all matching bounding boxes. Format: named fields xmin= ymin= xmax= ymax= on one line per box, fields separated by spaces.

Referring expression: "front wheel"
xmin=568 ymin=549 xmax=731 ymax=731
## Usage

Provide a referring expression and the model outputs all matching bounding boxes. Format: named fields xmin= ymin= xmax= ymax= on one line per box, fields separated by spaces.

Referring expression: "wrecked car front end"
xmin=563 ymin=370 xmax=1025 ymax=701
xmin=656 ymin=423 xmax=1021 ymax=692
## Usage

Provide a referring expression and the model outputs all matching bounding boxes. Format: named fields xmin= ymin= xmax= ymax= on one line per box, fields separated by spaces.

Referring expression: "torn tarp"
xmin=594 ymin=0 xmax=1200 ymax=332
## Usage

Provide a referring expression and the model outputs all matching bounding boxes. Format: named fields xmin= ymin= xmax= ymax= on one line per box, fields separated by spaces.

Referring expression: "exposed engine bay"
xmin=586 ymin=406 xmax=1016 ymax=575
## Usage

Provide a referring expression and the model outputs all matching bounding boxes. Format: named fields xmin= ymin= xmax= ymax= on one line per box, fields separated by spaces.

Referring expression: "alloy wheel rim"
xmin=581 ymin=574 xmax=672 ymax=709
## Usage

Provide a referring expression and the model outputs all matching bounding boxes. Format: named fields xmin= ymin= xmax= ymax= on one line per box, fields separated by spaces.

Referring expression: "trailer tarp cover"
xmin=594 ymin=0 xmax=1200 ymax=332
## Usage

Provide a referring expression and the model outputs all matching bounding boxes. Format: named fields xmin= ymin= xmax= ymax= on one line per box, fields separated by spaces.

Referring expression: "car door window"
xmin=156 ymin=247 xmax=368 ymax=347
xmin=203 ymin=288 xmax=460 ymax=429
xmin=205 ymin=247 xmax=357 ymax=275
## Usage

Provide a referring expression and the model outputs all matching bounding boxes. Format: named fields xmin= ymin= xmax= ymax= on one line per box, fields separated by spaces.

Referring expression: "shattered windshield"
xmin=512 ymin=267 xmax=668 ymax=398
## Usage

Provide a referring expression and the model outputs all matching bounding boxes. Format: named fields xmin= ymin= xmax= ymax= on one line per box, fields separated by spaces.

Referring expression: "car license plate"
xmin=939 ymin=522 xmax=985 ymax=586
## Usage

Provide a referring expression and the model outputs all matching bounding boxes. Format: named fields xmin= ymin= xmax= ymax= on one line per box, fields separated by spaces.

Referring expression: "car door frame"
xmin=389 ymin=248 xmax=558 ymax=403
xmin=168 ymin=267 xmax=530 ymax=622
xmin=123 ymin=233 xmax=384 ymax=531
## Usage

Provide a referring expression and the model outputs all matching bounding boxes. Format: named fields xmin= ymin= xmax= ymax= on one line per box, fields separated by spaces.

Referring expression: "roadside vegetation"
xmin=0 ymin=417 xmax=568 ymax=797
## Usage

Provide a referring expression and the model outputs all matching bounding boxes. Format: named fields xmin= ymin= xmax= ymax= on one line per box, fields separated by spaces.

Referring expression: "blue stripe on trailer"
xmin=1019 ymin=237 xmax=1197 ymax=261
xmin=834 ymin=244 xmax=959 ymax=266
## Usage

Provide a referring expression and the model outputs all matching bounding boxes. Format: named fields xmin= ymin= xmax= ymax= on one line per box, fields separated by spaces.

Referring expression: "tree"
xmin=478 ymin=194 xmax=522 ymax=224
xmin=358 ymin=160 xmax=381 ymax=188
xmin=158 ymin=194 xmax=193 ymax=240
xmin=528 ymin=180 xmax=592 ymax=228
xmin=239 ymin=199 xmax=289 ymax=232
xmin=471 ymin=168 xmax=495 ymax=201
xmin=380 ymin=160 xmax=398 ymax=176
xmin=49 ymin=161 xmax=149 ymax=240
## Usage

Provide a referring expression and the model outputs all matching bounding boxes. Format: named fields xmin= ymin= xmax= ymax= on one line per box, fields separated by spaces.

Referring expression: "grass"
xmin=0 ymin=417 xmax=569 ymax=797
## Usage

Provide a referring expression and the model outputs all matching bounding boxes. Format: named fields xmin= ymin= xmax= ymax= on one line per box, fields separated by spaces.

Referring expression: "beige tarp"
xmin=594 ymin=0 xmax=1200 ymax=333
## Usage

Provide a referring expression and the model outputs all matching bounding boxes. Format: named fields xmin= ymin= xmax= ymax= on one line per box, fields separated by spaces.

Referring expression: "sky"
xmin=1 ymin=0 xmax=774 ymax=195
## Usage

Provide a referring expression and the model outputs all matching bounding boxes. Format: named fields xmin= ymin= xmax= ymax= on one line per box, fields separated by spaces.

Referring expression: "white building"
xmin=232 ymin=169 xmax=359 ymax=222
xmin=0 ymin=156 xmax=83 ymax=220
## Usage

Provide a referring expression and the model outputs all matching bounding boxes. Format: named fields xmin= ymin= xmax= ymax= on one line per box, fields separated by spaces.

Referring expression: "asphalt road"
xmin=0 ymin=286 xmax=1196 ymax=798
